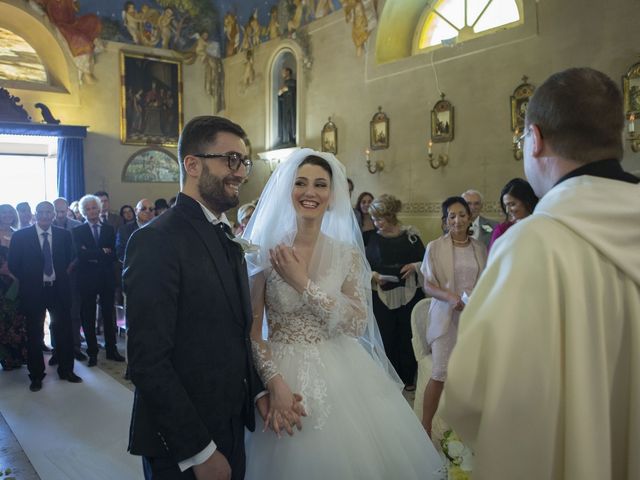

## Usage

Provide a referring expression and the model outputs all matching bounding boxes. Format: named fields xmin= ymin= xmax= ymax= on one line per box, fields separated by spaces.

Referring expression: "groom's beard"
xmin=198 ymin=162 xmax=241 ymax=213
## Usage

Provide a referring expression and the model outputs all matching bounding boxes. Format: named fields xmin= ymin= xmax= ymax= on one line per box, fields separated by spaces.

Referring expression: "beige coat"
xmin=420 ymin=234 xmax=487 ymax=344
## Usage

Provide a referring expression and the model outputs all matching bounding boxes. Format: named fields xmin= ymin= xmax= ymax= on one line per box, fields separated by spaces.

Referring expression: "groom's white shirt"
xmin=177 ymin=202 xmax=228 ymax=472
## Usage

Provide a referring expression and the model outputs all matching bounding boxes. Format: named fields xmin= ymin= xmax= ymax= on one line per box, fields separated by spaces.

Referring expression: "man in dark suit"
xmin=8 ymin=201 xmax=82 ymax=392
xmin=94 ymin=191 xmax=123 ymax=231
xmin=462 ymin=189 xmax=499 ymax=248
xmin=72 ymin=195 xmax=125 ymax=366
xmin=124 ymin=116 xmax=271 ymax=480
xmin=52 ymin=197 xmax=85 ymax=362
xmin=115 ymin=198 xmax=155 ymax=262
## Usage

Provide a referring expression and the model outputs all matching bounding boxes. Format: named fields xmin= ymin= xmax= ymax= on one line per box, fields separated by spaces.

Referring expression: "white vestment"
xmin=443 ymin=175 xmax=640 ymax=480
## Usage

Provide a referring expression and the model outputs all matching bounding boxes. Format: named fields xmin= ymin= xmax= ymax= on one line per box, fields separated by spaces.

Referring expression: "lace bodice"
xmin=250 ymin=244 xmax=368 ymax=385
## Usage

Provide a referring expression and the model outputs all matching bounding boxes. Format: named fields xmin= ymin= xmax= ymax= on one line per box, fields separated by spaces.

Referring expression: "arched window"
xmin=416 ymin=0 xmax=522 ymax=51
xmin=0 ymin=27 xmax=47 ymax=84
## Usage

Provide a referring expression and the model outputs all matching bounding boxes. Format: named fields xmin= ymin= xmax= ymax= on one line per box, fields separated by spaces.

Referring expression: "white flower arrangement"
xmin=440 ymin=429 xmax=473 ymax=477
xmin=230 ymin=236 xmax=260 ymax=254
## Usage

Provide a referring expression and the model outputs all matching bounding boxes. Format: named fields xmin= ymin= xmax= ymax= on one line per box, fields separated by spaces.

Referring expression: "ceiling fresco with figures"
xmin=72 ymin=0 xmax=344 ymax=57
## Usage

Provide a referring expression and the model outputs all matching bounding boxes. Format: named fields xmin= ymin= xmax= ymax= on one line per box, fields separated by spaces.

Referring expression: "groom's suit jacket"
xmin=124 ymin=192 xmax=262 ymax=463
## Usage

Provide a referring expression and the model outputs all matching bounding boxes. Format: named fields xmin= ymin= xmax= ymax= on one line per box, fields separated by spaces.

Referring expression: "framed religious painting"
xmin=370 ymin=106 xmax=389 ymax=150
xmin=623 ymin=61 xmax=640 ymax=116
xmin=122 ymin=147 xmax=180 ymax=183
xmin=120 ymin=51 xmax=183 ymax=147
xmin=321 ymin=117 xmax=338 ymax=154
xmin=431 ymin=93 xmax=454 ymax=143
xmin=510 ymin=76 xmax=535 ymax=131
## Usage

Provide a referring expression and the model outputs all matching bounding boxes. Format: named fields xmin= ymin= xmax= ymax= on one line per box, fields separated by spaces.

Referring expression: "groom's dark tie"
xmin=213 ymin=223 xmax=234 ymax=262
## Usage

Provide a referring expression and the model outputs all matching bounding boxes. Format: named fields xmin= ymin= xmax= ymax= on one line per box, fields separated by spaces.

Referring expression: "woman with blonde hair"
xmin=0 ymin=204 xmax=18 ymax=248
xmin=365 ymin=194 xmax=425 ymax=391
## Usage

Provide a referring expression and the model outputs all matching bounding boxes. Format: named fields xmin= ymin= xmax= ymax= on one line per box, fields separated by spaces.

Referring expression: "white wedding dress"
xmin=245 ymin=262 xmax=444 ymax=479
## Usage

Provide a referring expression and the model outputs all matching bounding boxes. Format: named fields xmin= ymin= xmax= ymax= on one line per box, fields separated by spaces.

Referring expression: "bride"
xmin=243 ymin=149 xmax=443 ymax=479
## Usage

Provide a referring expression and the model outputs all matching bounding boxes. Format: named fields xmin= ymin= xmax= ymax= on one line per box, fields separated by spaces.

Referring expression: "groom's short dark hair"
xmin=178 ymin=116 xmax=247 ymax=185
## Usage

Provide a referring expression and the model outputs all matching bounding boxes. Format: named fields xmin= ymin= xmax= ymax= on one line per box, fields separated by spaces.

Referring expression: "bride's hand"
xmin=266 ymin=375 xmax=304 ymax=436
xmin=270 ymin=245 xmax=308 ymax=293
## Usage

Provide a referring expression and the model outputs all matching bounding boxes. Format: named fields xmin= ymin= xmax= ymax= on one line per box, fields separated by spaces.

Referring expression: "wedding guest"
xmin=52 ymin=198 xmax=84 ymax=362
xmin=16 ymin=202 xmax=34 ymax=229
xmin=443 ymin=67 xmax=640 ymax=480
xmin=8 ymin=201 xmax=82 ymax=391
xmin=154 ymin=198 xmax=170 ymax=216
xmin=72 ymin=195 xmax=124 ymax=366
xmin=419 ymin=196 xmax=487 ymax=436
xmin=0 ymin=204 xmax=18 ymax=248
xmin=488 ymin=178 xmax=538 ymax=251
xmin=94 ymin=191 xmax=123 ymax=230
xmin=461 ymin=189 xmax=498 ymax=248
xmin=354 ymin=191 xmax=375 ymax=245
xmin=233 ymin=201 xmax=255 ymax=236
xmin=69 ymin=201 xmax=82 ymax=221
xmin=116 ymin=198 xmax=154 ymax=262
xmin=119 ymin=205 xmax=135 ymax=224
xmin=0 ymin=245 xmax=26 ymax=371
xmin=366 ymin=194 xmax=425 ymax=391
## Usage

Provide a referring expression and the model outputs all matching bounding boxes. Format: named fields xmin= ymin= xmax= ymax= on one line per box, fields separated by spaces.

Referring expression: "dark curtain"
xmin=0 ymin=122 xmax=87 ymax=201
xmin=57 ymin=137 xmax=85 ymax=202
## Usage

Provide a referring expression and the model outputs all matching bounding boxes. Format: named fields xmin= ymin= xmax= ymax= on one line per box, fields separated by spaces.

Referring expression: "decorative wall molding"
xmin=401 ymin=201 xmax=503 ymax=217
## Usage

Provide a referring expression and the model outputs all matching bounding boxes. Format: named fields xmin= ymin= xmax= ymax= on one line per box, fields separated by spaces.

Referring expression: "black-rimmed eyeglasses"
xmin=193 ymin=152 xmax=253 ymax=175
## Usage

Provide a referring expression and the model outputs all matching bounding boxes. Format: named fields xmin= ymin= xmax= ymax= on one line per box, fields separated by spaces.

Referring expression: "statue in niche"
xmin=277 ymin=67 xmax=297 ymax=146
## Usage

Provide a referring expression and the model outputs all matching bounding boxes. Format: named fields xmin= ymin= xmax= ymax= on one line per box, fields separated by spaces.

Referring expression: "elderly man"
xmin=461 ymin=189 xmax=497 ymax=248
xmin=8 ymin=201 xmax=82 ymax=391
xmin=72 ymin=195 xmax=125 ymax=366
xmin=444 ymin=68 xmax=640 ymax=479
xmin=116 ymin=198 xmax=155 ymax=262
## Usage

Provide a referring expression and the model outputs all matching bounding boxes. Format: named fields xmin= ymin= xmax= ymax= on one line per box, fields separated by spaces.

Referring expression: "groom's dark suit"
xmin=124 ymin=192 xmax=262 ymax=478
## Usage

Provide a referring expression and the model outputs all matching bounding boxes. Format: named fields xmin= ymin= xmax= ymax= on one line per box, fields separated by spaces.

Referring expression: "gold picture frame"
xmin=623 ymin=62 xmax=640 ymax=116
xmin=321 ymin=117 xmax=338 ymax=154
xmin=120 ymin=51 xmax=183 ymax=147
xmin=122 ymin=147 xmax=179 ymax=183
xmin=431 ymin=93 xmax=454 ymax=143
xmin=370 ymin=106 xmax=389 ymax=150
xmin=510 ymin=76 xmax=535 ymax=132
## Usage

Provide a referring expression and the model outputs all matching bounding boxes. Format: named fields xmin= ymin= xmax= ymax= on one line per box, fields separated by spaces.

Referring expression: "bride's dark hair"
xmin=299 ymin=155 xmax=333 ymax=179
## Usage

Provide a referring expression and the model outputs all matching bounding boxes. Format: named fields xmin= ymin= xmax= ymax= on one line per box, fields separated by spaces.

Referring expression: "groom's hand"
xmin=192 ymin=451 xmax=231 ymax=480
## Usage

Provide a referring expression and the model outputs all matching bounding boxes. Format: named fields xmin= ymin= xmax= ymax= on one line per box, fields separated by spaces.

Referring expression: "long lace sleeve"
xmin=249 ymin=271 xmax=280 ymax=384
xmin=302 ymin=248 xmax=368 ymax=338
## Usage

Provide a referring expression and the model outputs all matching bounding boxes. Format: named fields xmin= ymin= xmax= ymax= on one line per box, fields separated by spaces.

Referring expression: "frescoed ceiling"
xmin=75 ymin=0 xmax=343 ymax=56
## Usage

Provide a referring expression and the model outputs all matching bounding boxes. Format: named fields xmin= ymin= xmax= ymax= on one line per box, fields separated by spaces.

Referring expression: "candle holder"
xmin=427 ymin=140 xmax=449 ymax=169
xmin=512 ymin=127 xmax=523 ymax=161
xmin=627 ymin=114 xmax=640 ymax=152
xmin=365 ymin=149 xmax=384 ymax=174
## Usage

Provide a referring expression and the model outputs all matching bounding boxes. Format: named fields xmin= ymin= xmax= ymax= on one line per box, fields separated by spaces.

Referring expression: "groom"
xmin=124 ymin=116 xmax=265 ymax=479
